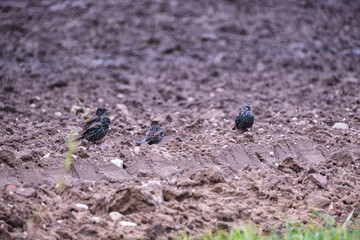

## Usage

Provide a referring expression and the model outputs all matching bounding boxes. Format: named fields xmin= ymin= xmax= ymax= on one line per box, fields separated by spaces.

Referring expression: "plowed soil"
xmin=1 ymin=0 xmax=360 ymax=239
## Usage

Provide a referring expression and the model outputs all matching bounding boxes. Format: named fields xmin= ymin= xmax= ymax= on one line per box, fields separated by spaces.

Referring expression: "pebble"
xmin=74 ymin=203 xmax=89 ymax=211
xmin=201 ymin=33 xmax=218 ymax=41
xmin=116 ymin=104 xmax=129 ymax=115
xmin=116 ymin=93 xmax=124 ymax=99
xmin=42 ymin=153 xmax=50 ymax=159
xmin=109 ymin=211 xmax=123 ymax=221
xmin=269 ymin=152 xmax=274 ymax=157
xmin=91 ymin=216 xmax=101 ymax=223
xmin=332 ymin=122 xmax=349 ymax=130
xmin=111 ymin=158 xmax=124 ymax=169
xmin=98 ymin=98 xmax=104 ymax=103
xmin=291 ymin=117 xmax=298 ymax=121
xmin=215 ymin=87 xmax=224 ymax=93
xmin=134 ymin=146 xmax=140 ymax=155
xmin=120 ymin=221 xmax=137 ymax=227
xmin=147 ymin=180 xmax=162 ymax=187
xmin=17 ymin=187 xmax=37 ymax=198
xmin=54 ymin=112 xmax=62 ymax=117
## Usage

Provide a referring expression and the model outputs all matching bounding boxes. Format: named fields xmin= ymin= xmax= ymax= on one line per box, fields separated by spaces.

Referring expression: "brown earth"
xmin=1 ymin=0 xmax=360 ymax=239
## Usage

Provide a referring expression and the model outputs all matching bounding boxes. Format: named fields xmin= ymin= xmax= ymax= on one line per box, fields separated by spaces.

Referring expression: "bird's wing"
xmin=145 ymin=130 xmax=163 ymax=141
xmin=82 ymin=115 xmax=97 ymax=127
xmin=81 ymin=121 xmax=102 ymax=134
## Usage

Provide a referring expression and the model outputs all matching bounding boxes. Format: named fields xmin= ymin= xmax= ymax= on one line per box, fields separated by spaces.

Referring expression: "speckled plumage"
xmin=76 ymin=108 xmax=111 ymax=142
xmin=83 ymin=108 xmax=107 ymax=130
xmin=233 ymin=104 xmax=254 ymax=131
xmin=136 ymin=121 xmax=164 ymax=145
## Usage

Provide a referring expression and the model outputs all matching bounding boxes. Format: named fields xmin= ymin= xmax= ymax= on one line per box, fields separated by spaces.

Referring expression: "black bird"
xmin=136 ymin=121 xmax=164 ymax=145
xmin=233 ymin=103 xmax=254 ymax=131
xmin=76 ymin=117 xmax=111 ymax=142
xmin=76 ymin=108 xmax=110 ymax=142
xmin=83 ymin=107 xmax=107 ymax=130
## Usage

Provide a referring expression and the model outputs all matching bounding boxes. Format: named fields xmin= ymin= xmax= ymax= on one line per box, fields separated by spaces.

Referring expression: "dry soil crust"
xmin=1 ymin=0 xmax=360 ymax=239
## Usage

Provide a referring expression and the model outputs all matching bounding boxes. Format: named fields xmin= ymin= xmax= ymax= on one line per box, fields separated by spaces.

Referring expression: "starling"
xmin=83 ymin=107 xmax=107 ymax=130
xmin=76 ymin=108 xmax=110 ymax=142
xmin=76 ymin=117 xmax=111 ymax=142
xmin=233 ymin=103 xmax=254 ymax=131
xmin=136 ymin=121 xmax=164 ymax=145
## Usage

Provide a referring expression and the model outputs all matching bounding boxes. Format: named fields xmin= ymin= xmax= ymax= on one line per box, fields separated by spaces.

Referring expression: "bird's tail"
xmin=75 ymin=135 xmax=84 ymax=142
xmin=136 ymin=139 xmax=146 ymax=145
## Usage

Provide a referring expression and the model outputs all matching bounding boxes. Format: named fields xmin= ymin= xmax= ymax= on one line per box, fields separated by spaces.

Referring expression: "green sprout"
xmin=56 ymin=131 xmax=78 ymax=192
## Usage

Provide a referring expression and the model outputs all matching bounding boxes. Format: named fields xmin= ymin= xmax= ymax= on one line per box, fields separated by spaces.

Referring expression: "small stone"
xmin=116 ymin=93 xmax=124 ymax=99
xmin=116 ymin=104 xmax=129 ymax=115
xmin=120 ymin=221 xmax=137 ymax=227
xmin=147 ymin=180 xmax=161 ymax=187
xmin=17 ymin=187 xmax=37 ymax=198
xmin=134 ymin=146 xmax=140 ymax=155
xmin=42 ymin=153 xmax=50 ymax=159
xmin=74 ymin=203 xmax=89 ymax=211
xmin=292 ymin=117 xmax=298 ymax=121
xmin=201 ymin=33 xmax=218 ymax=41
xmin=54 ymin=112 xmax=62 ymax=117
xmin=91 ymin=216 xmax=101 ymax=223
xmin=269 ymin=152 xmax=274 ymax=157
xmin=332 ymin=122 xmax=349 ymax=130
xmin=111 ymin=158 xmax=123 ymax=169
xmin=30 ymin=103 xmax=36 ymax=108
xmin=215 ymin=87 xmax=224 ymax=93
xmin=98 ymin=98 xmax=104 ymax=103
xmin=109 ymin=211 xmax=123 ymax=222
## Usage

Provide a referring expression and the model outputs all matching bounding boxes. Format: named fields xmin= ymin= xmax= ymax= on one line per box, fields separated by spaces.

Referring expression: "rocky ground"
xmin=1 ymin=0 xmax=360 ymax=239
